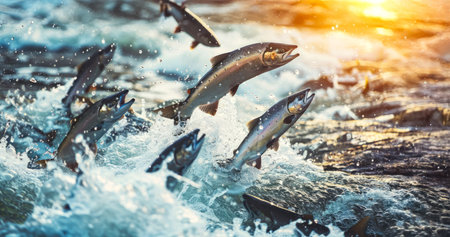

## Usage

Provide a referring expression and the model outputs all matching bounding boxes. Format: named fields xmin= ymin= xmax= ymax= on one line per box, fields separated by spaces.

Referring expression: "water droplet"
xmin=138 ymin=50 xmax=143 ymax=54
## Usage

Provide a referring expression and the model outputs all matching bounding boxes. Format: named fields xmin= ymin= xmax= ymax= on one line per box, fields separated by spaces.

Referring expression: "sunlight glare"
xmin=358 ymin=0 xmax=386 ymax=4
xmin=364 ymin=6 xmax=397 ymax=20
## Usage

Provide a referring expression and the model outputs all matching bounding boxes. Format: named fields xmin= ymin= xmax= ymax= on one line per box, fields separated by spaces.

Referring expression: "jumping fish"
xmin=223 ymin=89 xmax=314 ymax=171
xmin=33 ymin=90 xmax=134 ymax=172
xmin=155 ymin=43 xmax=299 ymax=124
xmin=243 ymin=193 xmax=330 ymax=235
xmin=62 ymin=44 xmax=116 ymax=110
xmin=147 ymin=129 xmax=205 ymax=189
xmin=159 ymin=0 xmax=220 ymax=49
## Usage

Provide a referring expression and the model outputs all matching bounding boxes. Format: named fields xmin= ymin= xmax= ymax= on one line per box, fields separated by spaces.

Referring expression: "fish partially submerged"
xmin=147 ymin=129 xmax=205 ymax=189
xmin=344 ymin=216 xmax=370 ymax=237
xmin=155 ymin=43 xmax=299 ymax=124
xmin=159 ymin=0 xmax=220 ymax=49
xmin=31 ymin=90 xmax=134 ymax=172
xmin=223 ymin=89 xmax=314 ymax=171
xmin=62 ymin=44 xmax=116 ymax=110
xmin=243 ymin=193 xmax=330 ymax=235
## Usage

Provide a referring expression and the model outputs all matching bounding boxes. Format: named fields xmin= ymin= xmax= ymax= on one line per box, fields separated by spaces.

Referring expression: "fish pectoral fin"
xmin=246 ymin=157 xmax=262 ymax=169
xmin=153 ymin=101 xmax=183 ymax=119
xmin=190 ymin=40 xmax=200 ymax=50
xmin=345 ymin=216 xmax=370 ymax=237
xmin=174 ymin=26 xmax=181 ymax=34
xmin=210 ymin=52 xmax=231 ymax=67
xmin=267 ymin=138 xmax=279 ymax=151
xmin=246 ymin=117 xmax=260 ymax=131
xmin=229 ymin=84 xmax=239 ymax=96
xmin=85 ymin=84 xmax=97 ymax=93
xmin=187 ymin=87 xmax=195 ymax=94
xmin=199 ymin=100 xmax=219 ymax=116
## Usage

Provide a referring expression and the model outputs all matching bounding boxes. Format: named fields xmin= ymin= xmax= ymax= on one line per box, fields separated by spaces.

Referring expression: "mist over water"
xmin=1 ymin=0 xmax=449 ymax=236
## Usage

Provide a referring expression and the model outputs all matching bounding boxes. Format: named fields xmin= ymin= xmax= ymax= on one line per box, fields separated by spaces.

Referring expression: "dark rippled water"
xmin=1 ymin=0 xmax=449 ymax=236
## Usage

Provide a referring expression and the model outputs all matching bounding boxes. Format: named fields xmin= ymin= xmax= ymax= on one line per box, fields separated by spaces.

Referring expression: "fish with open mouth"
xmin=154 ymin=42 xmax=299 ymax=125
xmin=243 ymin=193 xmax=330 ymax=235
xmin=30 ymin=90 xmax=134 ymax=172
xmin=159 ymin=0 xmax=220 ymax=49
xmin=147 ymin=129 xmax=205 ymax=190
xmin=62 ymin=44 xmax=116 ymax=111
xmin=223 ymin=89 xmax=314 ymax=171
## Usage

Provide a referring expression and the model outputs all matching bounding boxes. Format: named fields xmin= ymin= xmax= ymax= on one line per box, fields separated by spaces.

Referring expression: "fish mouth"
xmin=303 ymin=89 xmax=315 ymax=107
xmin=100 ymin=43 xmax=116 ymax=62
xmin=174 ymin=129 xmax=205 ymax=166
xmin=99 ymin=90 xmax=135 ymax=121
xmin=287 ymin=88 xmax=315 ymax=114
xmin=263 ymin=43 xmax=299 ymax=66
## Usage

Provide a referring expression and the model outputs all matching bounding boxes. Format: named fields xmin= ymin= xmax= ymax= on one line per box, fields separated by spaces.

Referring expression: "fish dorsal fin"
xmin=267 ymin=138 xmax=279 ymax=151
xmin=246 ymin=117 xmax=260 ymax=131
xmin=345 ymin=216 xmax=370 ymax=237
xmin=198 ymin=100 xmax=219 ymax=116
xmin=230 ymin=84 xmax=239 ymax=96
xmin=210 ymin=52 xmax=231 ymax=67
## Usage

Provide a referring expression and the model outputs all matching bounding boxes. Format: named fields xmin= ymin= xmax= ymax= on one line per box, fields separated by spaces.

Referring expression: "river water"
xmin=0 ymin=0 xmax=449 ymax=236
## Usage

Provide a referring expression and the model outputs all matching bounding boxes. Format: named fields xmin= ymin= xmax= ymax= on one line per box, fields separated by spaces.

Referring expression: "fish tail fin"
xmin=153 ymin=101 xmax=185 ymax=120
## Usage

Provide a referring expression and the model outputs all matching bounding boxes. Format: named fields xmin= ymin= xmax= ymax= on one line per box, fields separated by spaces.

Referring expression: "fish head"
xmin=98 ymin=43 xmax=116 ymax=66
xmin=171 ymin=129 xmax=205 ymax=174
xmin=287 ymin=89 xmax=315 ymax=115
xmin=89 ymin=90 xmax=135 ymax=140
xmin=262 ymin=43 xmax=299 ymax=68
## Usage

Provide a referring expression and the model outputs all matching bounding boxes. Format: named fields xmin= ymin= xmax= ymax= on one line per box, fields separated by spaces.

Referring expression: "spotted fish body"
xmin=155 ymin=43 xmax=299 ymax=124
xmin=227 ymin=89 xmax=314 ymax=171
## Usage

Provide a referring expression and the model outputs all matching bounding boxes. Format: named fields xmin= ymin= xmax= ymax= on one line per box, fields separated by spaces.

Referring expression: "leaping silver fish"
xmin=154 ymin=42 xmax=299 ymax=124
xmin=32 ymin=90 xmax=134 ymax=172
xmin=159 ymin=0 xmax=220 ymax=49
xmin=62 ymin=44 xmax=116 ymax=110
xmin=224 ymin=89 xmax=314 ymax=171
